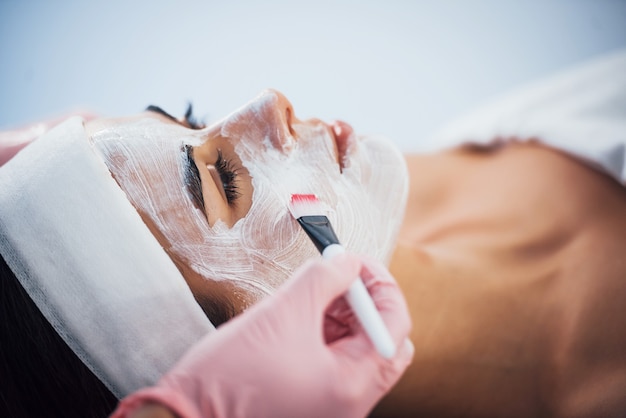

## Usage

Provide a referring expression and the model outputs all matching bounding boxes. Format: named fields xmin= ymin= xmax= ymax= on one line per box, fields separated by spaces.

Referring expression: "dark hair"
xmin=0 ymin=254 xmax=118 ymax=417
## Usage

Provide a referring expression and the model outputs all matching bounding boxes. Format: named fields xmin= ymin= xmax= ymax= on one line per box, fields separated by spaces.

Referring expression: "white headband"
xmin=0 ymin=117 xmax=214 ymax=398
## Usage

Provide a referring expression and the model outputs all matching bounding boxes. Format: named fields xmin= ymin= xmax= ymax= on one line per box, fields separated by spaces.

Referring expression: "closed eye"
xmin=214 ymin=149 xmax=241 ymax=205
xmin=182 ymin=144 xmax=241 ymax=223
xmin=183 ymin=144 xmax=206 ymax=214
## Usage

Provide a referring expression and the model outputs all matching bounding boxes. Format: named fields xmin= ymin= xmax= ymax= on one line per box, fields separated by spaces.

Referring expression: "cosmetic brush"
xmin=288 ymin=193 xmax=396 ymax=359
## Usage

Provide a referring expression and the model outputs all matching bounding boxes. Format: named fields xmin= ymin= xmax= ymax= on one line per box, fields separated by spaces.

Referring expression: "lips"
xmin=328 ymin=120 xmax=355 ymax=171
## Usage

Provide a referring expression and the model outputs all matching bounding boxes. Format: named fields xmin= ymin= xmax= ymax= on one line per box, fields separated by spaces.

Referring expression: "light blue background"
xmin=1 ymin=0 xmax=625 ymax=151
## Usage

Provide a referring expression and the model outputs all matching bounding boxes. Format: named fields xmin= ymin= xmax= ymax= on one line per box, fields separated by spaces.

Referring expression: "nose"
xmin=221 ymin=89 xmax=299 ymax=152
xmin=252 ymin=89 xmax=297 ymax=151
xmin=268 ymin=89 xmax=296 ymax=129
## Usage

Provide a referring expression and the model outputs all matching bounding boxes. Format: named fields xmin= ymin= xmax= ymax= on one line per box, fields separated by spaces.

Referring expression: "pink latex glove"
xmin=112 ymin=254 xmax=414 ymax=418
xmin=0 ymin=112 xmax=96 ymax=167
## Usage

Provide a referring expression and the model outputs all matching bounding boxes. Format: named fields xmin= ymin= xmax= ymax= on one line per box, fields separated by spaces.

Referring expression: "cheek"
xmin=234 ymin=132 xmax=408 ymax=271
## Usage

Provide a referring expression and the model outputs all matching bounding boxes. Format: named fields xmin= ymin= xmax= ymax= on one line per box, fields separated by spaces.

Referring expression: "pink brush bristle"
xmin=290 ymin=194 xmax=317 ymax=204
xmin=288 ymin=194 xmax=323 ymax=219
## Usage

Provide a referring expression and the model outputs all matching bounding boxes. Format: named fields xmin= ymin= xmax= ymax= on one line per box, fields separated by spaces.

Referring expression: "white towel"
xmin=428 ymin=49 xmax=626 ymax=185
xmin=0 ymin=117 xmax=214 ymax=398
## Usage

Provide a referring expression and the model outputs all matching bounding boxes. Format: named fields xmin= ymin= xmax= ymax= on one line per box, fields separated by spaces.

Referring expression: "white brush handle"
xmin=322 ymin=244 xmax=396 ymax=359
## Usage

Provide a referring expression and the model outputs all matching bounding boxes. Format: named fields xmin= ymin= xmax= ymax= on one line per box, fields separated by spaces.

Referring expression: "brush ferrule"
xmin=296 ymin=215 xmax=340 ymax=253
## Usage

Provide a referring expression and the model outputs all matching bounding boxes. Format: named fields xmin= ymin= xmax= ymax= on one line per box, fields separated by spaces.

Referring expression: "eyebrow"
xmin=146 ymin=103 xmax=206 ymax=131
xmin=182 ymin=144 xmax=206 ymax=215
xmin=145 ymin=105 xmax=179 ymax=123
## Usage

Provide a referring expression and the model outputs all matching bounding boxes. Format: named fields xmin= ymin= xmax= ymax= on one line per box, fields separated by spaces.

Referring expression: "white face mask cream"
xmin=90 ymin=90 xmax=408 ymax=312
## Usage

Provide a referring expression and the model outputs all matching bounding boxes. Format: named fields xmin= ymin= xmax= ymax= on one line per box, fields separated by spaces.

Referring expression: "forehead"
xmin=84 ymin=112 xmax=160 ymax=136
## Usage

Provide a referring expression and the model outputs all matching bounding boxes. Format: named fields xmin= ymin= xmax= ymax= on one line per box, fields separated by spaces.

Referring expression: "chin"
xmin=341 ymin=133 xmax=409 ymax=264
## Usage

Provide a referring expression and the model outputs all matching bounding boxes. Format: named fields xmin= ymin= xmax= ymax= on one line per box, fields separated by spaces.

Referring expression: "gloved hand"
xmin=112 ymin=254 xmax=414 ymax=418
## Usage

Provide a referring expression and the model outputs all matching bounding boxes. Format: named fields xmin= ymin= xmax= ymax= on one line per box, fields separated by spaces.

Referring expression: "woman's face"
xmin=85 ymin=89 xmax=408 ymax=324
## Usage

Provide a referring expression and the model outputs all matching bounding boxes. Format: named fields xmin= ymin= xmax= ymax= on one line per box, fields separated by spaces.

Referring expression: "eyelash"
xmin=215 ymin=149 xmax=240 ymax=204
xmin=153 ymin=104 xmax=237 ymax=208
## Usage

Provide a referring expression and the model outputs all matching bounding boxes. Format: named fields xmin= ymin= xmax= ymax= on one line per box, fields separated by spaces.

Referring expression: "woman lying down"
xmin=1 ymin=50 xmax=625 ymax=417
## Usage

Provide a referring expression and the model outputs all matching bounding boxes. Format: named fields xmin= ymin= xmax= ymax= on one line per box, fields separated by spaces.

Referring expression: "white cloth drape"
xmin=428 ymin=49 xmax=626 ymax=185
